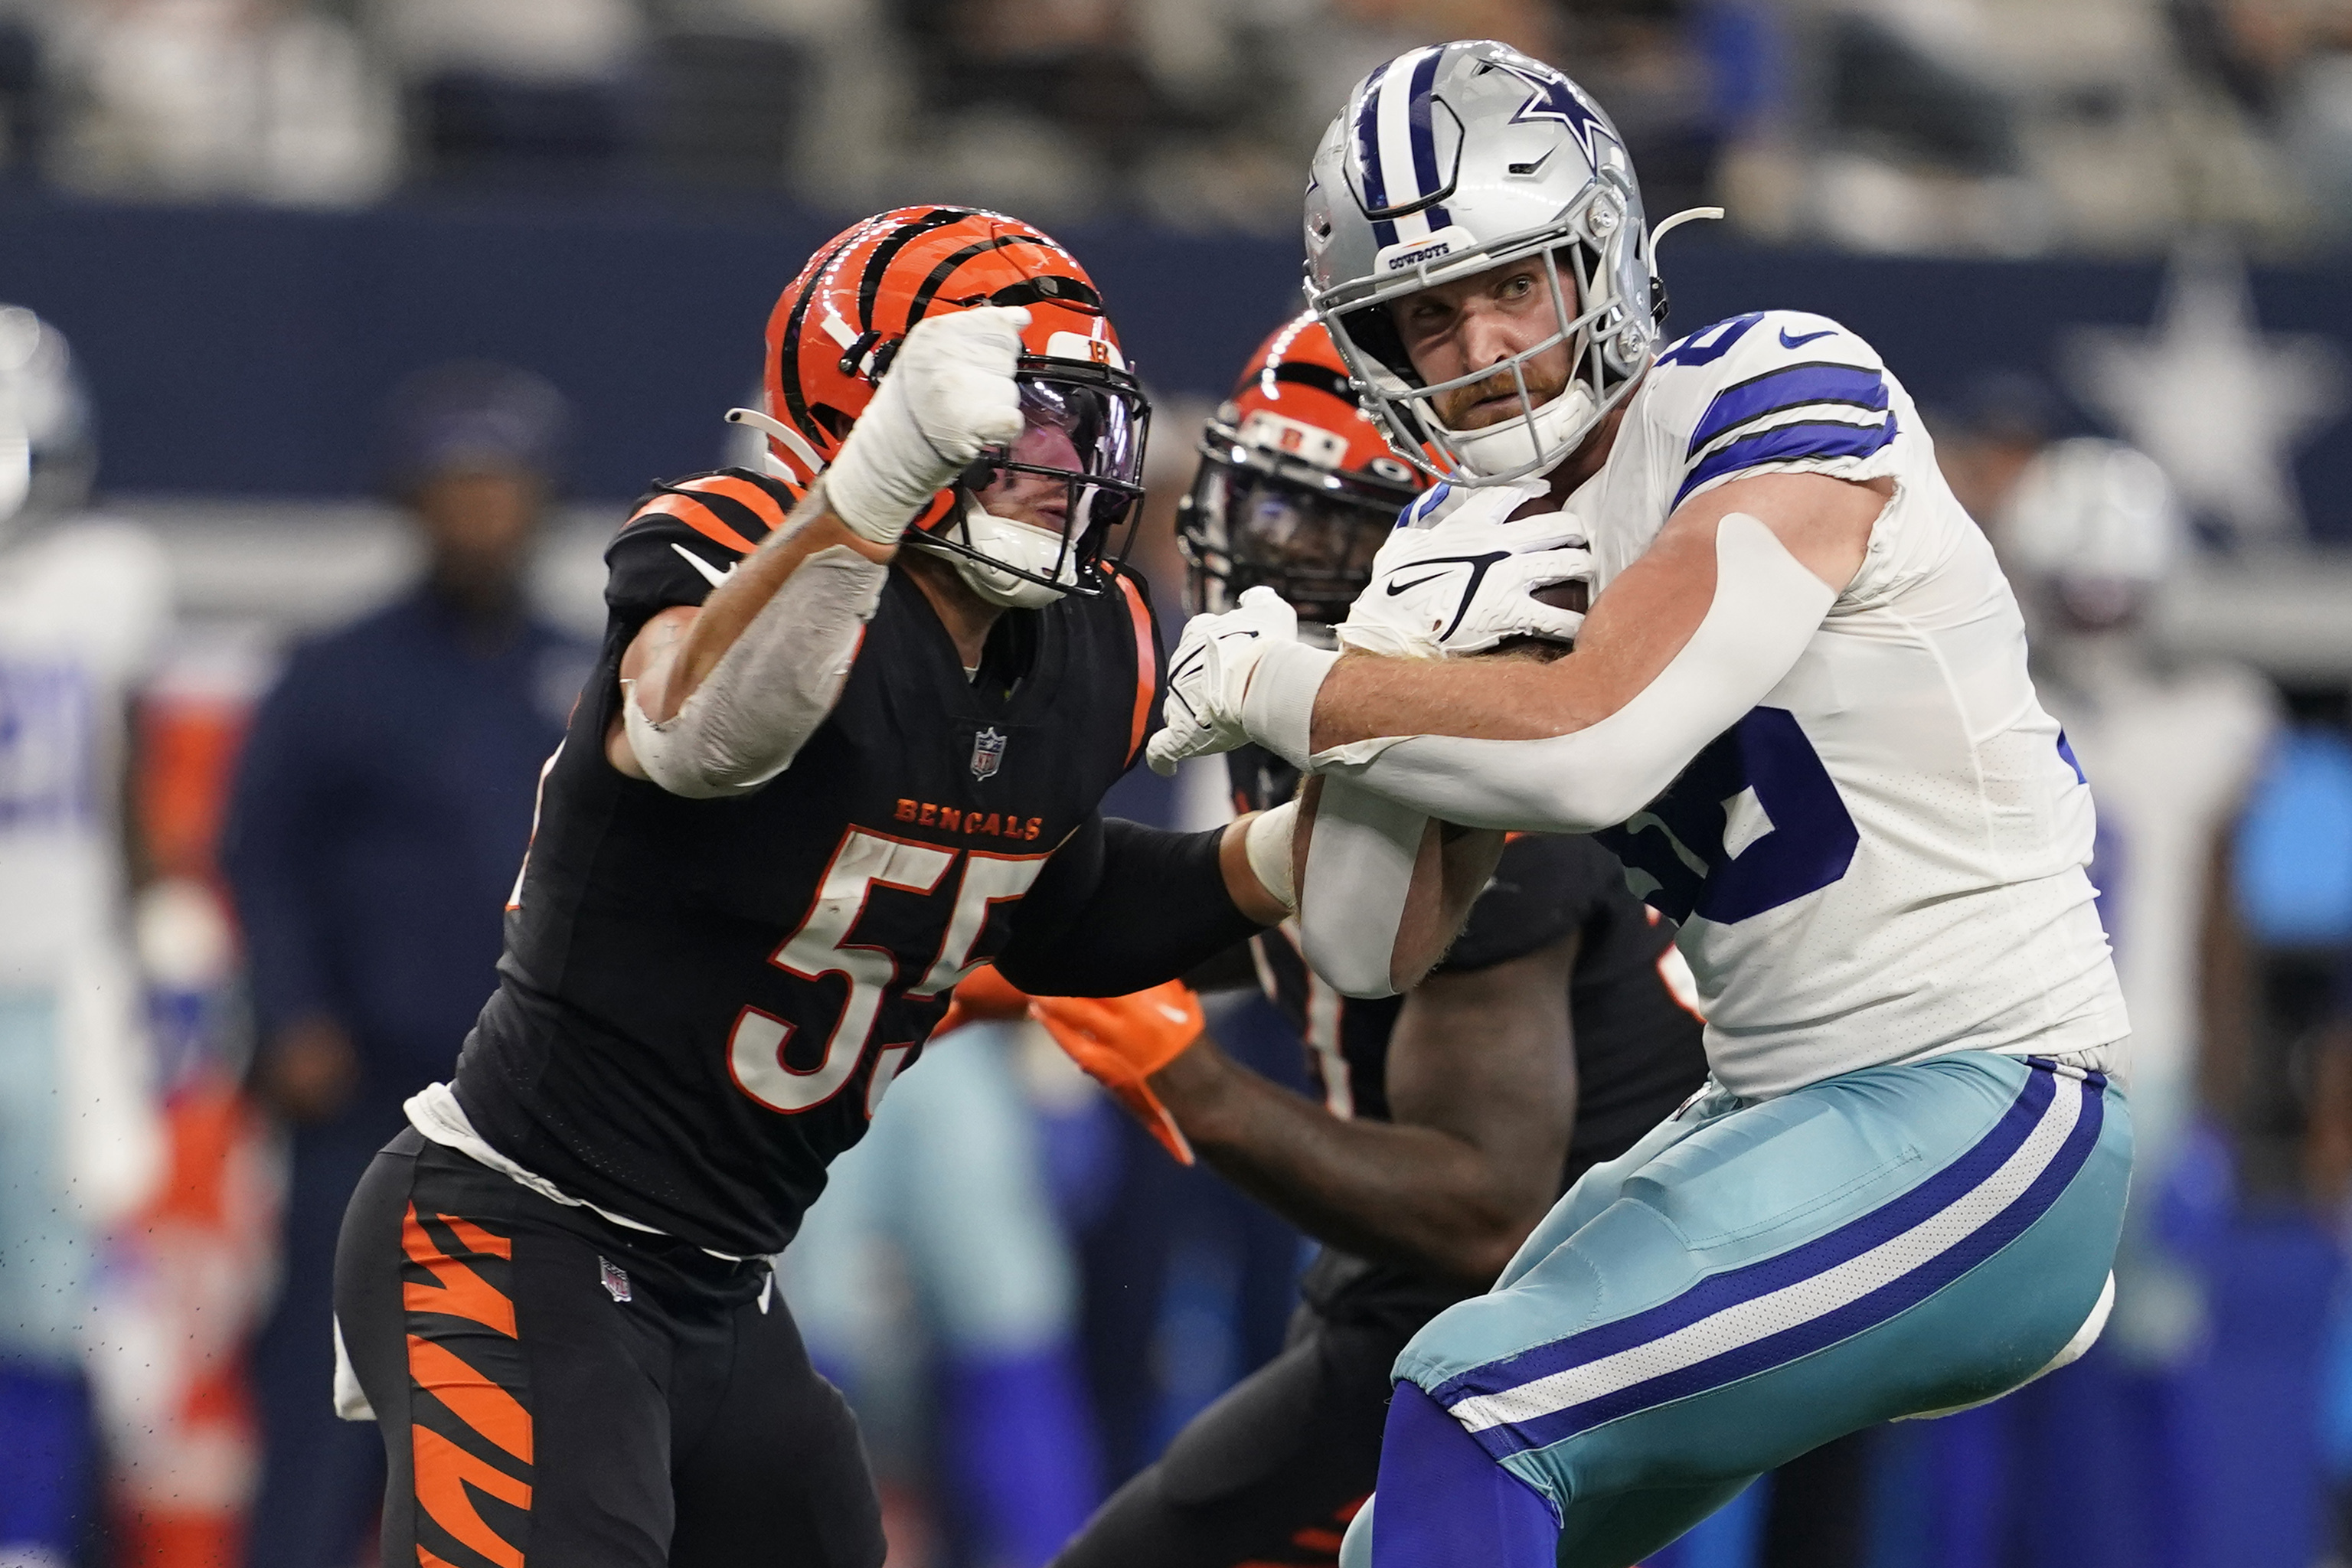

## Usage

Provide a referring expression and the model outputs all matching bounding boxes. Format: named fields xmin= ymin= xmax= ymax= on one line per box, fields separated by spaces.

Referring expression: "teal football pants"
xmin=1344 ymin=1050 xmax=2131 ymax=1568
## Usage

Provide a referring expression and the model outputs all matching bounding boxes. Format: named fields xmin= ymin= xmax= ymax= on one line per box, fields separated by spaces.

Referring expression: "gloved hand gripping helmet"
xmin=737 ymin=206 xmax=1151 ymax=608
xmin=1304 ymin=40 xmax=1713 ymax=488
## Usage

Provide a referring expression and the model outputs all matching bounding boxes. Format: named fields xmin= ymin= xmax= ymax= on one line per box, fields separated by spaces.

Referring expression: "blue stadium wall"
xmin=2 ymin=193 xmax=2347 ymax=542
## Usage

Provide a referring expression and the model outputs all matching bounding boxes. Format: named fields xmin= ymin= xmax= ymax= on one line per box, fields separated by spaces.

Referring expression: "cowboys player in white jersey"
xmin=1149 ymin=40 xmax=2135 ymax=1568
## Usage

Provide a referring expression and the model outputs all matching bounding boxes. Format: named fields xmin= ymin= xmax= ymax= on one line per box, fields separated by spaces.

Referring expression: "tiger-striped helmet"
xmin=1177 ymin=313 xmax=1425 ymax=626
xmin=743 ymin=206 xmax=1149 ymax=606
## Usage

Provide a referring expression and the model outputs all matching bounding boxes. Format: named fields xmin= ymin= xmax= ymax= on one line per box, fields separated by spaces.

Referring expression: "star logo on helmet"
xmin=1486 ymin=59 xmax=1616 ymax=170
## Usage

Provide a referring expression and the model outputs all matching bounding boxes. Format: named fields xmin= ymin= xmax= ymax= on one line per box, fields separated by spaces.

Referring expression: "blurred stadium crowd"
xmin=4 ymin=4 xmax=2352 ymax=1568
xmin=0 ymin=0 xmax=2346 ymax=250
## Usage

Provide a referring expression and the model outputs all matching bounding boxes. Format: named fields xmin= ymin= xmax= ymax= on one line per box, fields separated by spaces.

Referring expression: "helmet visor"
xmin=946 ymin=360 xmax=1151 ymax=596
xmin=969 ymin=365 xmax=1149 ymax=531
xmin=1178 ymin=439 xmax=1416 ymax=622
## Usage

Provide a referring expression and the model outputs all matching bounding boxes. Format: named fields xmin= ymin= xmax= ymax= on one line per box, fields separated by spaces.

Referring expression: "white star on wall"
xmin=2063 ymin=240 xmax=2345 ymax=547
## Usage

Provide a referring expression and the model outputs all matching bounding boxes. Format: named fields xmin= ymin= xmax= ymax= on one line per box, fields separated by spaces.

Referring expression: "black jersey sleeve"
xmin=1106 ymin=563 xmax=1168 ymax=773
xmin=1436 ymin=833 xmax=1622 ymax=973
xmin=995 ymin=815 xmax=1266 ymax=996
xmin=603 ymin=469 xmax=800 ymax=632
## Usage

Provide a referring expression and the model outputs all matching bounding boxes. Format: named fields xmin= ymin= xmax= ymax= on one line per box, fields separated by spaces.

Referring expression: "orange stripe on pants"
xmin=407 ymin=1336 xmax=533 ymax=1465
xmin=401 ymin=1205 xmax=517 ymax=1337
xmin=412 ymin=1425 xmax=530 ymax=1568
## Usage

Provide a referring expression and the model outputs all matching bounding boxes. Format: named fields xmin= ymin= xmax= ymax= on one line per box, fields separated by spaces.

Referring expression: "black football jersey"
xmin=1230 ymin=743 xmax=1710 ymax=1320
xmin=452 ymin=469 xmax=1166 ymax=1256
xmin=1232 ymin=745 xmax=1707 ymax=1165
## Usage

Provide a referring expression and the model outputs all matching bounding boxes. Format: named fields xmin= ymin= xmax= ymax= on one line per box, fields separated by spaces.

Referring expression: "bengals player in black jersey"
xmin=328 ymin=215 xmax=1492 ymax=1568
xmin=1030 ymin=316 xmax=1711 ymax=1568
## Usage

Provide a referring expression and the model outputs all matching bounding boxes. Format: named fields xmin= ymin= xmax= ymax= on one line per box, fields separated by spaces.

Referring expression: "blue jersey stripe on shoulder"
xmin=1689 ymin=363 xmax=1888 ymax=456
xmin=1674 ymin=416 xmax=1896 ymax=508
xmin=1403 ymin=481 xmax=1451 ymax=526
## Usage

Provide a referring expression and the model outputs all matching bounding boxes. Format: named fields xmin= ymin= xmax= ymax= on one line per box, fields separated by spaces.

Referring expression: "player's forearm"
xmin=1292 ymin=514 xmax=1836 ymax=834
xmin=658 ymin=484 xmax=893 ymax=718
xmin=998 ymin=821 xmax=1269 ymax=995
xmin=1295 ymin=776 xmax=1503 ymax=998
xmin=1306 ymin=651 xmax=1591 ymax=753
xmin=618 ymin=492 xmax=893 ymax=798
xmin=1150 ymin=1040 xmax=1546 ymax=1285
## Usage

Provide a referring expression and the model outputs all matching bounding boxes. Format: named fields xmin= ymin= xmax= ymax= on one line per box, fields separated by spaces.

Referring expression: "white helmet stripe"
xmin=1377 ymin=47 xmax=1442 ymax=209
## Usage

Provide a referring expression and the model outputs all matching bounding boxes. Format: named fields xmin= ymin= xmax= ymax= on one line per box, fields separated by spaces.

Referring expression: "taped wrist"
xmin=1242 ymin=800 xmax=1299 ymax=915
xmin=814 ymin=420 xmax=944 ymax=545
xmin=1310 ymin=513 xmax=1835 ymax=833
xmin=1240 ymin=641 xmax=1340 ymax=772
xmin=625 ymin=542 xmax=888 ymax=798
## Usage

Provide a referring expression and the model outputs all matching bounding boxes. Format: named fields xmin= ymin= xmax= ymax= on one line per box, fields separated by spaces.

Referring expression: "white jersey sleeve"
xmin=1553 ymin=310 xmax=2130 ymax=1097
xmin=1651 ymin=310 xmax=1904 ymax=505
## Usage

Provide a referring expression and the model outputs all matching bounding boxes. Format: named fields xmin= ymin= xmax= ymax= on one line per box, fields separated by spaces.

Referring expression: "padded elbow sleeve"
xmin=626 ymin=543 xmax=888 ymax=799
xmin=1313 ymin=513 xmax=1837 ymax=833
xmin=1298 ymin=777 xmax=1428 ymax=999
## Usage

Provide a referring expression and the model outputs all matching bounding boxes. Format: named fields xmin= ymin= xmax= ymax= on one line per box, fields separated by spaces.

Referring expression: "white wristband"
xmin=1240 ymin=642 xmax=1340 ymax=772
xmin=1242 ymin=799 xmax=1300 ymax=916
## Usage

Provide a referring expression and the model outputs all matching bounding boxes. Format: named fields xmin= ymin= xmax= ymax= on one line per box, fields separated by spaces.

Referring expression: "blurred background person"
xmin=1913 ymin=433 xmax=2305 ymax=1568
xmin=784 ymin=1001 xmax=1106 ymax=1568
xmin=1997 ymin=439 xmax=2278 ymax=1207
xmin=0 ymin=304 xmax=170 ymax=1567
xmin=219 ymin=360 xmax=588 ymax=1568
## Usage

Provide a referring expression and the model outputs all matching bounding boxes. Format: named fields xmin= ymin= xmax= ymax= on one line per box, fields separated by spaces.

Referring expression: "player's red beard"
xmin=1430 ymin=357 xmax=1572 ymax=433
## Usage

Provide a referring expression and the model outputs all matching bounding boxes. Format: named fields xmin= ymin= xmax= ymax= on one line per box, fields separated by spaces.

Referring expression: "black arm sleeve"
xmin=995 ymin=815 xmax=1266 ymax=997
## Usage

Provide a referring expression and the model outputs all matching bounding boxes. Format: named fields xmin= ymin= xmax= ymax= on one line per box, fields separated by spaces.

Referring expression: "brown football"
xmin=1532 ymin=580 xmax=1589 ymax=615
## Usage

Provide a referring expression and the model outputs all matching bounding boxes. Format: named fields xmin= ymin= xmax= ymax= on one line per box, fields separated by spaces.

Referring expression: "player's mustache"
xmin=1436 ymin=365 xmax=1570 ymax=428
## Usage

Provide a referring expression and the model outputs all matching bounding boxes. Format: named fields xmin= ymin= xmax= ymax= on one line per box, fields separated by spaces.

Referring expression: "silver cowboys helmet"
xmin=1305 ymin=41 xmax=1699 ymax=488
xmin=0 ymin=304 xmax=94 ymax=537
xmin=1998 ymin=437 xmax=2184 ymax=629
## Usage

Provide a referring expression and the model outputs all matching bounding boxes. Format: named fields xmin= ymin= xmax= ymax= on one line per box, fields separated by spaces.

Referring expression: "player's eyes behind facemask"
xmin=1187 ymin=465 xmax=1404 ymax=626
xmin=966 ymin=374 xmax=1150 ymax=536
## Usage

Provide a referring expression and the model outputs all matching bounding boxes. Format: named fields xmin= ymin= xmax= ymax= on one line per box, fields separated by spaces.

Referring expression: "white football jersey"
xmin=0 ymin=519 xmax=171 ymax=985
xmin=1410 ymin=310 xmax=2130 ymax=1097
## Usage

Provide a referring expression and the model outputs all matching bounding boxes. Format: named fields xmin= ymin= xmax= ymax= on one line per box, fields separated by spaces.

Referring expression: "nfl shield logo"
xmin=599 ymin=1256 xmax=632 ymax=1303
xmin=971 ymin=727 xmax=1007 ymax=780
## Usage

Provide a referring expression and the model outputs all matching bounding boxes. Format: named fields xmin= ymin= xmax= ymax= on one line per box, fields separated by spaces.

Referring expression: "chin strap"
xmin=906 ymin=495 xmax=1084 ymax=609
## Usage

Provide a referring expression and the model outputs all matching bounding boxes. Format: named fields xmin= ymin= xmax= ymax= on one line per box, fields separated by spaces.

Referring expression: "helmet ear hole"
xmin=1344 ymin=305 xmax=1416 ymax=387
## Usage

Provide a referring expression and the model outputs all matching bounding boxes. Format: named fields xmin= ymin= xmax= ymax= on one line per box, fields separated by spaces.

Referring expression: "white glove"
xmin=822 ymin=305 xmax=1029 ymax=545
xmin=1336 ymin=511 xmax=1594 ymax=657
xmin=1146 ymin=586 xmax=1298 ymax=776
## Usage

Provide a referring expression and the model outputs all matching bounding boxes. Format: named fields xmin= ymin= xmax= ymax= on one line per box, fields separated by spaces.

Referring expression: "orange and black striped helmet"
xmin=1177 ymin=312 xmax=1426 ymax=625
xmin=743 ymin=206 xmax=1148 ymax=596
